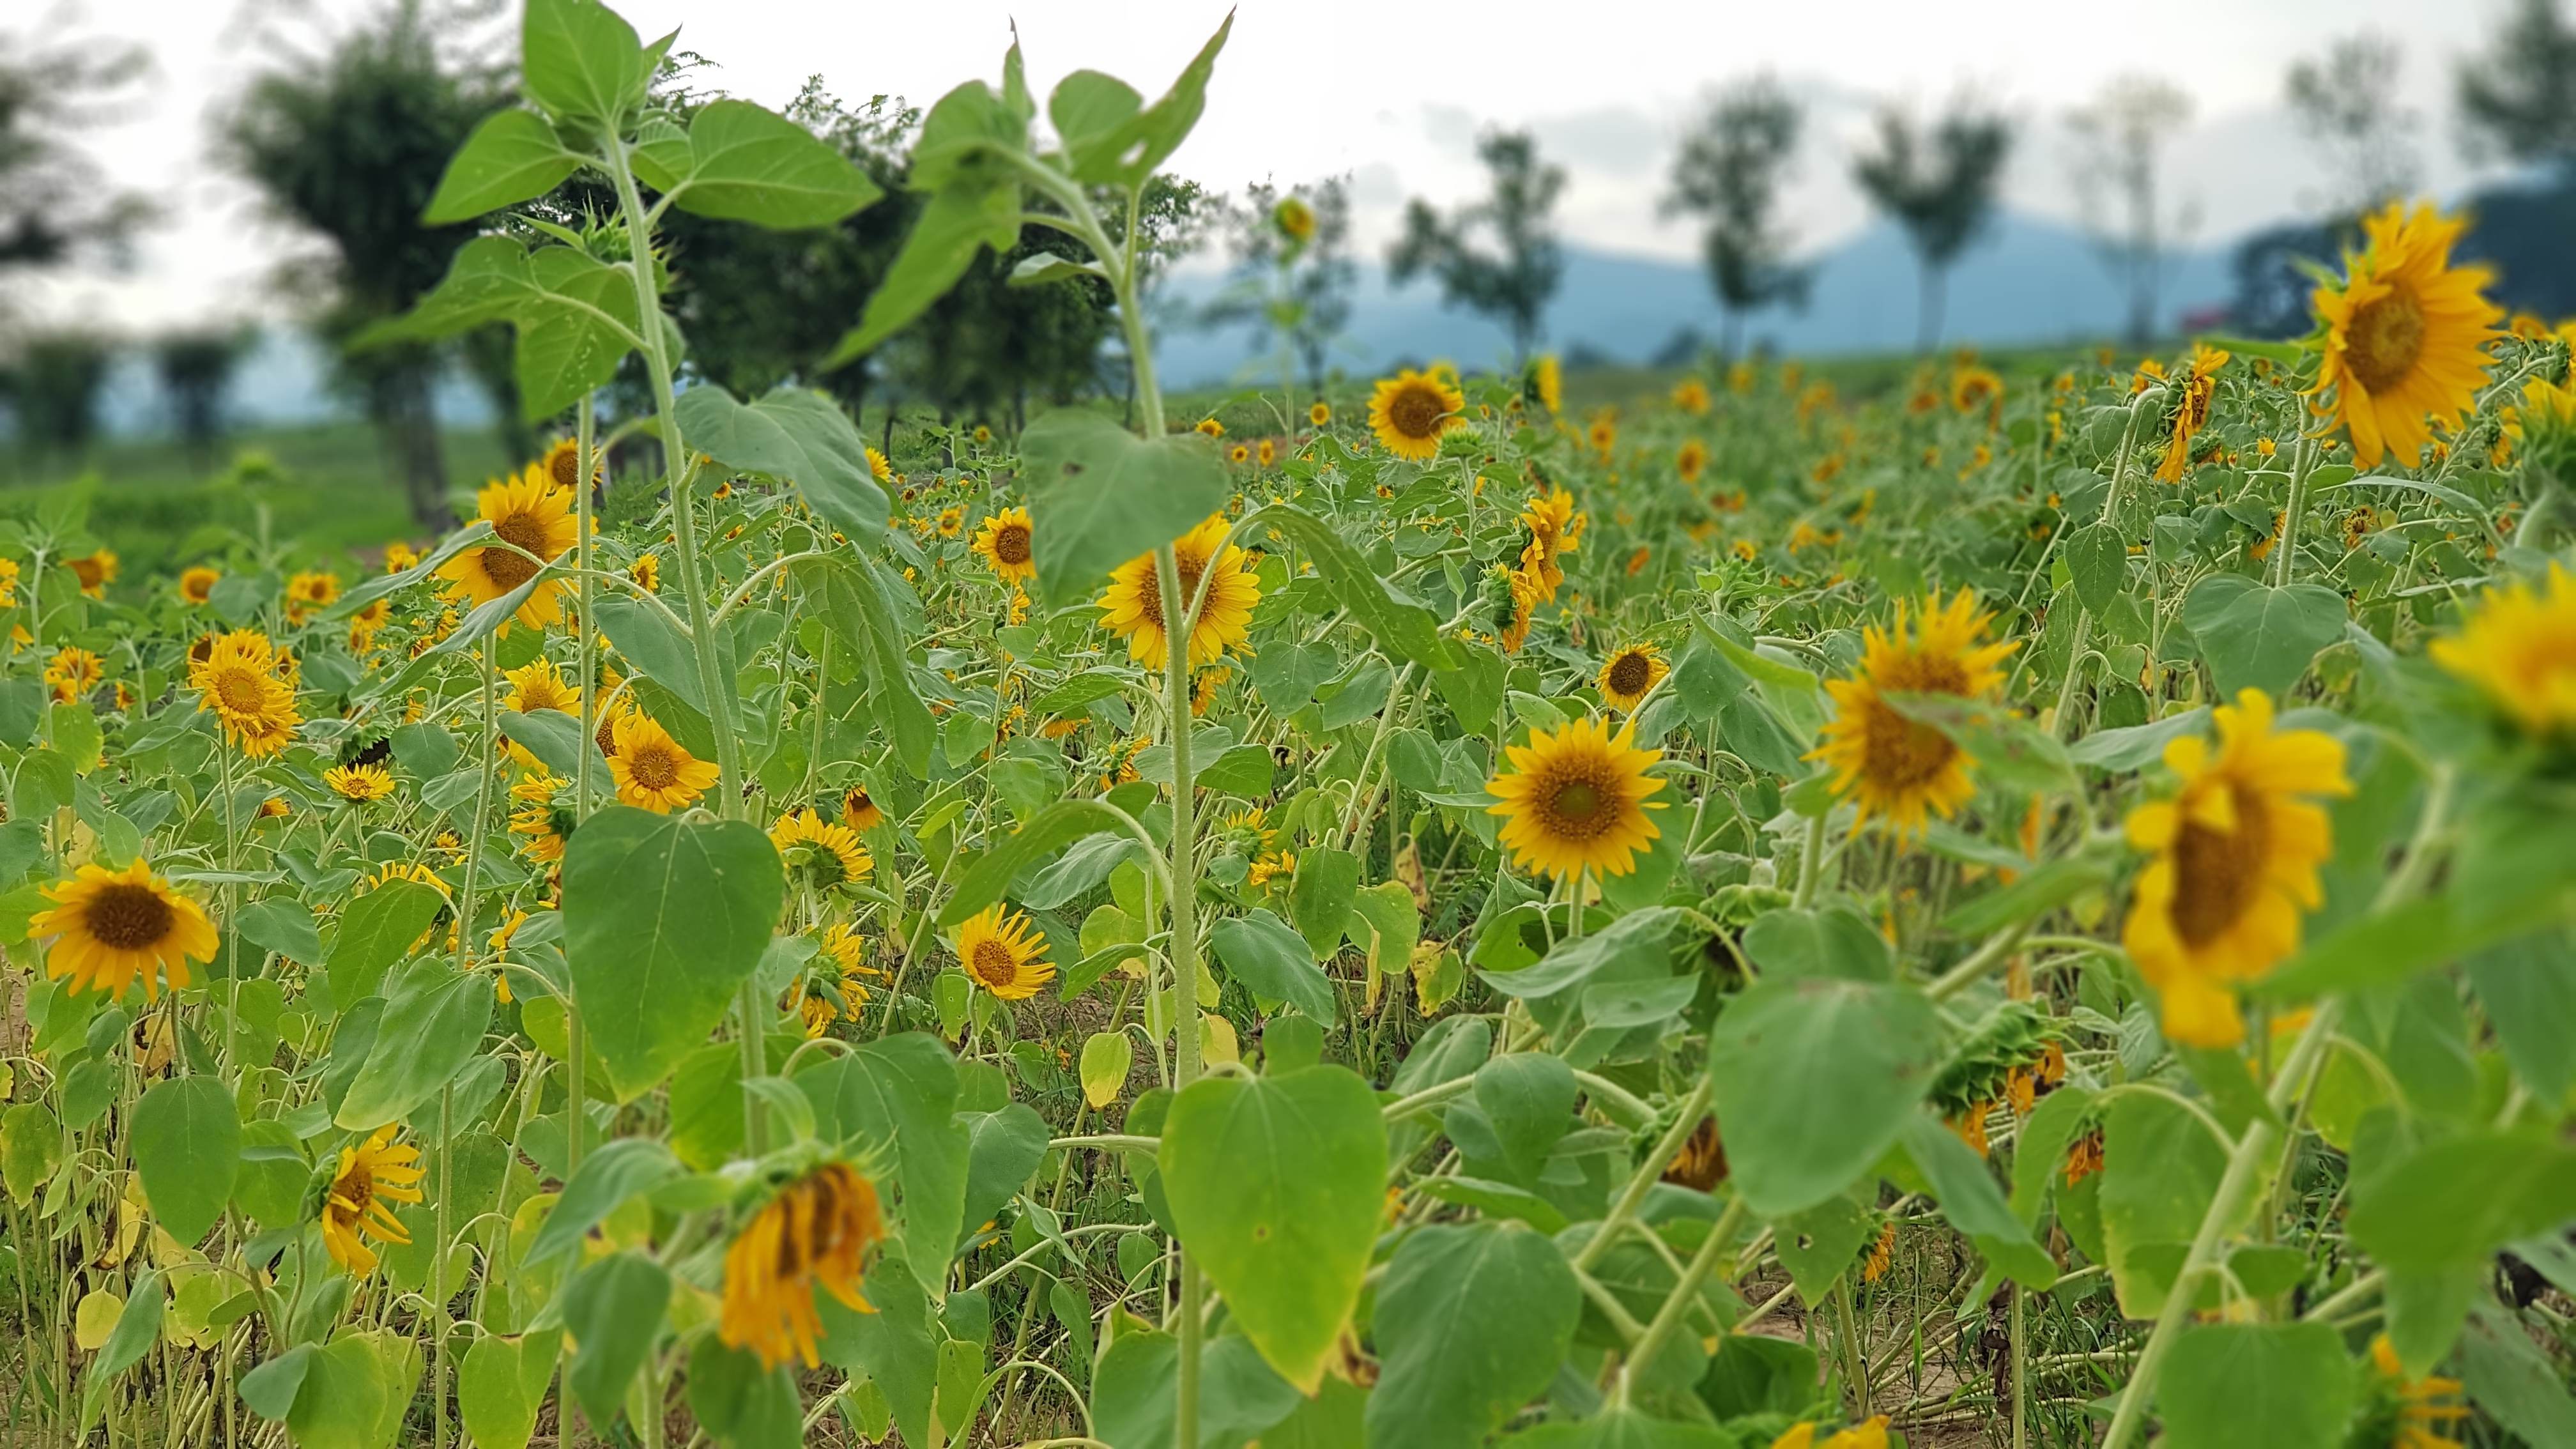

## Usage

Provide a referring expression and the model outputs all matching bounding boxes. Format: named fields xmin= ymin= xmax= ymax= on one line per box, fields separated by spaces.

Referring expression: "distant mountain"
xmin=1157 ymin=208 xmax=2238 ymax=385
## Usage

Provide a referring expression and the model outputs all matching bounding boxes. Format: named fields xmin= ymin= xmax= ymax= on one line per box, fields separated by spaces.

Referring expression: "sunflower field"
xmin=8 ymin=5 xmax=2576 ymax=1449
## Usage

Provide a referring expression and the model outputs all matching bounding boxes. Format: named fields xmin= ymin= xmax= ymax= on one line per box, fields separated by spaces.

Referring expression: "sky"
xmin=10 ymin=0 xmax=2517 ymax=335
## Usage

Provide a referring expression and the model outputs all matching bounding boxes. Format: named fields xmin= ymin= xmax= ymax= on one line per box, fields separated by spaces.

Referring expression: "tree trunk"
xmin=463 ymin=324 xmax=539 ymax=466
xmin=1721 ymin=309 xmax=1745 ymax=364
xmin=374 ymin=360 xmax=453 ymax=529
xmin=1916 ymin=261 xmax=1947 ymax=355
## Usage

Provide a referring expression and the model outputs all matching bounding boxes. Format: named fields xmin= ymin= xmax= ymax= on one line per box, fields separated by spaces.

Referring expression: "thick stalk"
xmin=2270 ymin=436 xmax=2317 ymax=589
xmin=1834 ymin=1276 xmax=1871 ymax=1418
xmin=2010 ymin=1281 xmax=2027 ymax=1449
xmin=1614 ymin=1193 xmax=1748 ymax=1403
xmin=432 ymin=1082 xmax=453 ymax=1449
xmin=569 ymin=394 xmax=596 ymax=1178
xmin=1160 ymin=542 xmax=1206 ymax=1449
xmin=1790 ymin=813 xmax=1826 ymax=909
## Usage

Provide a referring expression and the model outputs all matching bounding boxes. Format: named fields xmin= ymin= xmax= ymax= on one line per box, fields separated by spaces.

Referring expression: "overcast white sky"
xmin=17 ymin=0 xmax=2514 ymax=332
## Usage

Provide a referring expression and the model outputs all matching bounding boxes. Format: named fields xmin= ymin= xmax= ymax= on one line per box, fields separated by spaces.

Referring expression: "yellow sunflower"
xmin=538 ymin=435 xmax=600 ymax=493
xmin=1519 ymin=489 xmax=1586 ymax=601
xmin=1597 ymin=643 xmax=1669 ymax=712
xmin=32 ymin=859 xmax=219 ymax=1001
xmin=510 ymin=772 xmax=571 ymax=862
xmin=2154 ymin=344 xmax=2229 ymax=482
xmin=1485 ymin=716 xmax=1667 ymax=879
xmin=972 ymin=506 xmax=1037 ymax=583
xmin=952 ymin=905 xmax=1055 ymax=1000
xmin=1671 ymin=377 xmax=1709 ymax=414
xmin=631 ymin=553 xmax=660 ymax=592
xmin=436 ymin=464 xmax=578 ymax=630
xmin=770 ymin=808 xmax=872 ymax=889
xmin=319 ymin=1126 xmax=424 ymax=1277
xmin=1529 ymin=353 xmax=1564 ymax=414
xmin=1496 ymin=565 xmax=1542 ymax=655
xmin=1768 ymin=1418 xmax=1890 ymax=1449
xmin=383 ymin=540 xmax=420 ymax=574
xmin=2310 ymin=201 xmax=2503 ymax=468
xmin=2120 ymin=689 xmax=2353 ymax=1047
xmin=286 ymin=571 xmax=341 ymax=620
xmin=1951 ymin=365 xmax=2004 ymax=419
xmin=1096 ymin=514 xmax=1260 ymax=668
xmin=841 ymin=785 xmax=885 ymax=832
xmin=609 ymin=712 xmax=719 ymax=813
xmin=2429 ymin=563 xmax=2576 ymax=737
xmin=503 ymin=659 xmax=579 ymax=716
xmin=68 ymin=549 xmax=116 ymax=597
xmin=347 ymin=597 xmax=390 ymax=650
xmin=178 ymin=566 xmax=218 ymax=605
xmin=1368 ymin=368 xmax=1464 ymax=461
xmin=43 ymin=647 xmax=101 ymax=704
xmin=1309 ymin=400 xmax=1331 ymax=427
xmin=324 ymin=763 xmax=396 ymax=802
xmin=1807 ymin=590 xmax=2019 ymax=840
xmin=719 ymin=1162 xmax=884 ymax=1370
xmin=936 ymin=507 xmax=963 ymax=538
xmin=864 ymin=446 xmax=893 ymax=484
xmin=188 ymin=630 xmax=301 ymax=756
xmin=1675 ymin=438 xmax=1708 ymax=484
xmin=2366 ymin=1334 xmax=2471 ymax=1449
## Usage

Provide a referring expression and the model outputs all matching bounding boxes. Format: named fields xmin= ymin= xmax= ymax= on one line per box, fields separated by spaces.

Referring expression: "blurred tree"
xmin=1663 ymin=75 xmax=1809 ymax=362
xmin=1201 ymin=176 xmax=1357 ymax=402
xmin=2457 ymin=0 xmax=2576 ymax=174
xmin=153 ymin=325 xmax=257 ymax=473
xmin=0 ymin=28 xmax=150 ymax=309
xmin=1388 ymin=130 xmax=1565 ymax=364
xmin=223 ymin=1 xmax=507 ymax=526
xmin=1850 ymin=101 xmax=2013 ymax=354
xmin=3 ymin=332 xmax=115 ymax=473
xmin=2067 ymin=75 xmax=2196 ymax=348
xmin=2287 ymin=34 xmax=2420 ymax=217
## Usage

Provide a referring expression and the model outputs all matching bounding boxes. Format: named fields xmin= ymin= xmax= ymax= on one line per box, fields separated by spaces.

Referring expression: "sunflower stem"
xmin=569 ymin=397 xmax=595 ymax=1182
xmin=431 ymin=1081 xmax=452 ymax=1449
xmin=2271 ymin=435 xmax=2318 ymax=589
xmin=1791 ymin=812 xmax=1826 ymax=908
xmin=1614 ymin=1190 xmax=1746 ymax=1406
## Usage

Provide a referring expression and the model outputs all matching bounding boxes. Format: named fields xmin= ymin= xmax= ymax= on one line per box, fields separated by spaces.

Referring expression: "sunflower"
xmin=719 ymin=1162 xmax=884 ymax=1370
xmin=1519 ymin=489 xmax=1586 ymax=601
xmin=0 ymin=558 xmax=17 ymax=607
xmin=864 ymin=446 xmax=893 ymax=484
xmin=256 ymin=797 xmax=291 ymax=820
xmin=538 ymin=436 xmax=601 ymax=493
xmin=1227 ymin=443 xmax=1250 ymax=464
xmin=68 ymin=549 xmax=117 ymax=597
xmin=841 ymin=785 xmax=885 ymax=832
xmin=1274 ymin=194 xmax=1316 ymax=241
xmin=510 ymin=773 xmax=572 ymax=862
xmin=1195 ymin=416 xmax=1225 ymax=438
xmin=319 ymin=1126 xmax=424 ymax=1277
xmin=1192 ymin=664 xmax=1229 ymax=716
xmin=286 ymin=571 xmax=341 ymax=620
xmin=1309 ymin=400 xmax=1331 ymax=427
xmin=2120 ymin=689 xmax=2352 ymax=1047
xmin=436 ymin=464 xmax=578 ymax=630
xmin=324 ymin=763 xmax=396 ymax=802
xmin=1950 ymin=365 xmax=2004 ymax=419
xmin=43 ymin=647 xmax=100 ymax=704
xmin=1597 ymin=643 xmax=1669 ymax=712
xmin=187 ymin=629 xmax=302 ymax=755
xmin=972 ymin=506 xmax=1036 ymax=583
xmin=1661 ymin=1116 xmax=1726 ymax=1190
xmin=1585 ymin=413 xmax=1618 ymax=459
xmin=1485 ymin=716 xmax=1667 ymax=879
xmin=771 ymin=808 xmax=872 ymax=889
xmin=609 ymin=712 xmax=719 ymax=813
xmin=1496 ymin=566 xmax=1542 ymax=655
xmin=1246 ymin=850 xmax=1295 ymax=888
xmin=1807 ymin=590 xmax=2019 ymax=841
xmin=32 ymin=859 xmax=218 ymax=1000
xmin=347 ymin=598 xmax=390 ymax=650
xmin=1368 ymin=369 xmax=1464 ymax=460
xmin=2363 ymin=1334 xmax=2471 ymax=1449
xmin=630 ymin=552 xmax=659 ymax=592
xmin=1767 ymin=1418 xmax=1890 ymax=1449
xmin=952 ymin=905 xmax=1054 ymax=1000
xmin=1675 ymin=438 xmax=1708 ymax=484
xmin=1256 ymin=438 xmax=1277 ymax=467
xmin=1671 ymin=378 xmax=1709 ymax=414
xmin=178 ymin=567 xmax=218 ymax=605
xmin=2154 ymin=344 xmax=2229 ymax=482
xmin=1858 ymin=1220 xmax=1897 ymax=1284
xmin=383 ymin=541 xmax=420 ymax=574
xmin=1528 ymin=353 xmax=1564 ymax=414
xmin=2429 ymin=563 xmax=2576 ymax=737
xmin=1096 ymin=514 xmax=1259 ymax=669
xmin=503 ymin=659 xmax=579 ymax=716
xmin=2310 ymin=201 xmax=2502 ymax=468
xmin=935 ymin=507 xmax=963 ymax=538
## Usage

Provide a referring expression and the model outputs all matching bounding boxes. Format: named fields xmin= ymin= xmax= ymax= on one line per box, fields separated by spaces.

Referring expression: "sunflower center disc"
xmin=341 ymin=1165 xmax=374 ymax=1213
xmin=629 ymin=745 xmax=680 ymax=791
xmin=2345 ymin=286 xmax=2426 ymax=395
xmin=1552 ymin=780 xmax=1602 ymax=822
xmin=2170 ymin=783 xmax=2273 ymax=949
xmin=88 ymin=882 xmax=176 ymax=951
xmin=1389 ymin=385 xmax=1445 ymax=440
xmin=971 ymin=938 xmax=1019 ymax=989
xmin=1607 ymin=654 xmax=1652 ymax=696
xmin=483 ymin=512 xmax=554 ymax=589
xmin=994 ymin=525 xmax=1031 ymax=565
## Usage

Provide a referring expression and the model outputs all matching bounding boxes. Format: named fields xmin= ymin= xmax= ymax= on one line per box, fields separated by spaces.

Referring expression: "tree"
xmin=223 ymin=1 xmax=508 ymax=526
xmin=1202 ymin=176 xmax=1358 ymax=402
xmin=2287 ymin=34 xmax=2420 ymax=216
xmin=2066 ymin=75 xmax=2196 ymax=348
xmin=1388 ymin=129 xmax=1565 ymax=363
xmin=1663 ymin=75 xmax=1809 ymax=361
xmin=1849 ymin=101 xmax=2013 ymax=354
xmin=3 ymin=332 xmax=114 ymax=474
xmin=2457 ymin=0 xmax=2576 ymax=174
xmin=0 ymin=27 xmax=150 ymax=309
xmin=153 ymin=326 xmax=257 ymax=473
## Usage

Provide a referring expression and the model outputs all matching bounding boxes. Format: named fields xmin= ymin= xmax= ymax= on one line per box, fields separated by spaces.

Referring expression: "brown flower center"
xmin=551 ymin=446 xmax=583 ymax=491
xmin=628 ymin=742 xmax=680 ymax=791
xmin=69 ymin=558 xmax=103 ymax=588
xmin=2344 ymin=285 xmax=2426 ymax=395
xmin=339 ymin=1162 xmax=374 ymax=1215
xmin=1856 ymin=652 xmax=1973 ymax=790
xmin=87 ymin=882 xmax=175 ymax=951
xmin=1606 ymin=652 xmax=1653 ymax=697
xmin=992 ymin=522 xmax=1032 ymax=566
xmin=970 ymin=938 xmax=1020 ymax=990
xmin=211 ymin=666 xmax=270 ymax=717
xmin=1387 ymin=382 xmax=1447 ymax=441
xmin=1536 ymin=762 xmax=1620 ymax=842
xmin=2169 ymin=783 xmax=2271 ymax=949
xmin=480 ymin=510 xmax=555 ymax=590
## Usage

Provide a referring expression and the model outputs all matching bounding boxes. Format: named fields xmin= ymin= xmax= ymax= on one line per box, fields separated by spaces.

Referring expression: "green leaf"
xmin=78 ymin=1269 xmax=164 ymax=1427
xmin=2 ymin=1101 xmax=62 ymax=1202
xmin=828 ymin=171 xmax=1021 ymax=364
xmin=129 ymin=1078 xmax=238 ymax=1246
xmin=1238 ymin=504 xmax=1457 ymax=671
xmin=1090 ymin=1330 xmax=1302 ymax=1449
xmin=526 ymin=1137 xmax=682 ymax=1268
xmin=2158 ymin=1322 xmax=2354 ymax=1449
xmin=2063 ymin=521 xmax=2128 ymax=615
xmin=1366 ymin=1221 xmax=1579 ymax=1449
xmin=235 ymin=897 xmax=323 ymax=965
xmin=685 ymin=1335 xmax=801 ymax=1449
xmin=2458 ymin=1301 xmax=2576 ymax=1448
xmin=424 ymin=109 xmax=578 ymax=223
xmin=593 ymin=593 xmax=713 ymax=719
xmin=1770 ymin=1195 xmax=1876 ymax=1305
xmin=1208 ymin=909 xmax=1338 ymax=1026
xmin=283 ymin=1331 xmax=416 ymax=1449
xmin=2348 ymin=1128 xmax=2576 ymax=1272
xmin=940 ymin=800 xmax=1138 ymax=927
xmin=817 ymin=1255 xmax=939 ymax=1446
xmin=1742 ymin=905 xmax=1892 ymax=982
xmin=335 ymin=958 xmax=494 ymax=1131
xmin=1018 ymin=408 xmax=1232 ymax=609
xmin=2181 ymin=576 xmax=2346 ymax=701
xmin=1880 ymin=690 xmax=2079 ymax=797
xmin=1474 ymin=1054 xmax=1575 ymax=1182
xmin=2009 ymin=1085 xmax=2095 ymax=1225
xmin=663 ymin=99 xmax=881 ymax=228
xmin=1287 ymin=847 xmax=1360 ymax=956
xmin=457 ymin=1335 xmax=559 ymax=1449
xmin=1939 ymin=849 xmax=2117 ymax=937
xmin=564 ymin=807 xmax=785 ymax=1100
xmin=673 ymin=385 xmax=889 ymax=540
xmin=520 ymin=0 xmax=648 ymax=126
xmin=1897 ymin=1113 xmax=2055 ymax=1288
xmin=1706 ymin=979 xmax=1942 ymax=1216
xmin=958 ymin=1104 xmax=1048 ymax=1249
xmin=790 ymin=556 xmax=932 ymax=776
xmin=1503 ymin=1407 xmax=1736 ymax=1449
xmin=1057 ymin=13 xmax=1230 ymax=188
xmin=2068 ymin=706 xmax=2209 ymax=770
xmin=2258 ymin=891 xmax=2556 ymax=1000
xmin=1413 ymin=1176 xmax=1569 ymax=1234
xmin=2465 ymin=928 xmax=2576 ymax=1103
xmin=326 ymin=880 xmax=448 ymax=1004
xmin=562 ymin=1251 xmax=672 ymax=1428
xmin=1482 ymin=908 xmax=1681 ymax=1000
xmin=799 ymin=1034 xmax=970 ymax=1271
xmin=238 ymin=1344 xmax=314 ymax=1420
xmin=1160 ymin=1065 xmax=1387 ymax=1393
xmin=2099 ymin=1089 xmax=2228 ymax=1315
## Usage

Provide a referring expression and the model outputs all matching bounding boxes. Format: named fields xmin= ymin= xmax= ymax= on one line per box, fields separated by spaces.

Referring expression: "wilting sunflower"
xmin=1807 ymin=590 xmax=2019 ymax=841
xmin=952 ymin=905 xmax=1055 ymax=999
xmin=719 ymin=1162 xmax=884 ymax=1369
xmin=972 ymin=506 xmax=1037 ymax=583
xmin=436 ymin=464 xmax=578 ymax=630
xmin=771 ymin=809 xmax=872 ymax=889
xmin=1191 ymin=664 xmax=1229 ymax=716
xmin=510 ymin=773 xmax=572 ymax=862
xmin=319 ymin=1126 xmax=424 ymax=1277
xmin=67 ymin=549 xmax=116 ymax=597
xmin=841 ymin=785 xmax=885 ymax=832
xmin=2429 ymin=563 xmax=2576 ymax=738
xmin=189 ymin=630 xmax=301 ymax=756
xmin=2310 ymin=201 xmax=2502 ymax=468
xmin=2154 ymin=344 xmax=2230 ymax=482
xmin=1368 ymin=368 xmax=1464 ymax=460
xmin=1675 ymin=438 xmax=1708 ymax=484
xmin=503 ymin=659 xmax=579 ymax=716
xmin=2120 ymin=689 xmax=2352 ymax=1047
xmin=32 ymin=859 xmax=218 ymax=1000
xmin=286 ymin=571 xmax=341 ymax=620
xmin=1597 ymin=643 xmax=1669 ymax=712
xmin=1519 ymin=489 xmax=1586 ymax=600
xmin=609 ymin=712 xmax=719 ymax=813
xmin=43 ymin=647 xmax=100 ymax=704
xmin=178 ymin=567 xmax=218 ymax=605
xmin=1661 ymin=1116 xmax=1726 ymax=1191
xmin=1097 ymin=514 xmax=1259 ymax=669
xmin=1496 ymin=566 xmax=1542 ymax=655
xmin=1486 ymin=716 xmax=1667 ymax=879
xmin=324 ymin=763 xmax=396 ymax=802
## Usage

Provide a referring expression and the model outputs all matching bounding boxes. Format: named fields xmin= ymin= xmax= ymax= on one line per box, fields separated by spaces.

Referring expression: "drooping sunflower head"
xmin=1675 ymin=438 xmax=1708 ymax=484
xmin=31 ymin=859 xmax=219 ymax=1001
xmin=1807 ymin=590 xmax=2020 ymax=841
xmin=2154 ymin=344 xmax=2231 ymax=483
xmin=1273 ymin=194 xmax=1316 ymax=243
xmin=1518 ymin=487 xmax=1586 ymax=600
xmin=436 ymin=464 xmax=578 ymax=629
xmin=2429 ymin=562 xmax=2576 ymax=740
xmin=609 ymin=712 xmax=719 ymax=813
xmin=178 ymin=567 xmax=218 ymax=605
xmin=68 ymin=549 xmax=117 ymax=597
xmin=2119 ymin=689 xmax=2353 ymax=1047
xmin=1368 ymin=369 xmax=1464 ymax=461
xmin=1485 ymin=715 xmax=1667 ymax=880
xmin=2359 ymin=1333 xmax=2471 ymax=1449
xmin=320 ymin=1126 xmax=424 ymax=1277
xmin=1096 ymin=514 xmax=1261 ymax=669
xmin=503 ymin=658 xmax=579 ymax=716
xmin=1597 ymin=643 xmax=1669 ymax=712
xmin=951 ymin=904 xmax=1055 ymax=1000
xmin=770 ymin=808 xmax=872 ymax=890
xmin=2310 ymin=200 xmax=2503 ymax=469
xmin=841 ymin=784 xmax=885 ymax=832
xmin=972 ymin=506 xmax=1037 ymax=583
xmin=324 ymin=763 xmax=397 ymax=802
xmin=510 ymin=772 xmax=574 ymax=862
xmin=719 ymin=1161 xmax=884 ymax=1369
